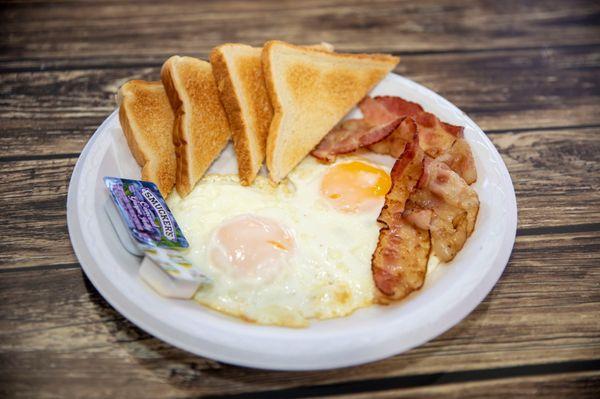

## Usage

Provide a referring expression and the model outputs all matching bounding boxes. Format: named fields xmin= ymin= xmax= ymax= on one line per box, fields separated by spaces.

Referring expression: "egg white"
xmin=167 ymin=156 xmax=391 ymax=327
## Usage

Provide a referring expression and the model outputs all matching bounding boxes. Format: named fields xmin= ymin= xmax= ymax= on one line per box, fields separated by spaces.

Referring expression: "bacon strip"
xmin=415 ymin=112 xmax=463 ymax=158
xmin=311 ymin=118 xmax=402 ymax=162
xmin=372 ymin=139 xmax=431 ymax=300
xmin=419 ymin=158 xmax=479 ymax=236
xmin=436 ymin=138 xmax=477 ymax=184
xmin=368 ymin=117 xmax=416 ymax=158
xmin=402 ymin=206 xmax=433 ymax=231
xmin=372 ymin=96 xmax=424 ymax=119
xmin=358 ymin=96 xmax=398 ymax=124
xmin=365 ymin=97 xmax=464 ymax=159
xmin=310 ymin=96 xmax=407 ymax=163
xmin=430 ymin=206 xmax=468 ymax=262
xmin=312 ymin=95 xmax=467 ymax=163
xmin=363 ymin=97 xmax=479 ymax=297
xmin=407 ymin=188 xmax=468 ymax=262
xmin=399 ymin=156 xmax=478 ymax=262
xmin=380 ymin=139 xmax=425 ymax=217
xmin=372 ymin=219 xmax=430 ymax=300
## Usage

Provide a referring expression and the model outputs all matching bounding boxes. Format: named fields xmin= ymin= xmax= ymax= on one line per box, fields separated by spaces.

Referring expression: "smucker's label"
xmin=104 ymin=177 xmax=188 ymax=249
xmin=140 ymin=187 xmax=176 ymax=241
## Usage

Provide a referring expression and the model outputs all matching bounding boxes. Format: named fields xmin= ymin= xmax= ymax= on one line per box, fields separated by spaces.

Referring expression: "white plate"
xmin=67 ymin=73 xmax=517 ymax=370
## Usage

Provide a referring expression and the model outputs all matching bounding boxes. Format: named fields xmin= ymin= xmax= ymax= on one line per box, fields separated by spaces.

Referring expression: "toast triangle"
xmin=210 ymin=44 xmax=271 ymax=186
xmin=262 ymin=40 xmax=399 ymax=183
xmin=117 ymin=80 xmax=176 ymax=197
xmin=161 ymin=56 xmax=231 ymax=197
xmin=210 ymin=42 xmax=335 ymax=186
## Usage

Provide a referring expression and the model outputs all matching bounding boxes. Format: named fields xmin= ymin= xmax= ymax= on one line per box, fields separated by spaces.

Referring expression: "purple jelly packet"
xmin=103 ymin=177 xmax=188 ymax=249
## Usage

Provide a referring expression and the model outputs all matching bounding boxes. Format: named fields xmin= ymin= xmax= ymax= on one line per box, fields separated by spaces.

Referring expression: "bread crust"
xmin=160 ymin=59 xmax=189 ymax=196
xmin=210 ymin=45 xmax=267 ymax=185
xmin=117 ymin=80 xmax=176 ymax=196
xmin=161 ymin=56 xmax=231 ymax=196
xmin=262 ymin=45 xmax=284 ymax=182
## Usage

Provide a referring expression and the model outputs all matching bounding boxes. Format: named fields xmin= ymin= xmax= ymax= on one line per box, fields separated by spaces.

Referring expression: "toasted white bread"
xmin=262 ymin=40 xmax=399 ymax=182
xmin=210 ymin=44 xmax=271 ymax=186
xmin=210 ymin=42 xmax=334 ymax=185
xmin=161 ymin=56 xmax=231 ymax=197
xmin=117 ymin=80 xmax=176 ymax=197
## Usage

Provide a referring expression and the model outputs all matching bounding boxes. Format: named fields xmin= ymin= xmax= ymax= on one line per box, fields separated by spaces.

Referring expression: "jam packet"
xmin=104 ymin=177 xmax=188 ymax=250
xmin=104 ymin=177 xmax=209 ymax=295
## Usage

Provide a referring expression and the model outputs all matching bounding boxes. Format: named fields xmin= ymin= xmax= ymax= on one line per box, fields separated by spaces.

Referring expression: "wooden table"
xmin=1 ymin=1 xmax=599 ymax=397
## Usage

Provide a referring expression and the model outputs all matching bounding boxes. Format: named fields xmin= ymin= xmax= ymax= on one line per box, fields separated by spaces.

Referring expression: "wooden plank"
xmin=1 ymin=45 xmax=599 ymax=158
xmin=494 ymin=128 xmax=600 ymax=230
xmin=0 ymin=229 xmax=598 ymax=397
xmin=1 ymin=0 xmax=599 ymax=70
xmin=0 ymin=127 xmax=598 ymax=269
xmin=0 ymin=157 xmax=76 ymax=269
xmin=334 ymin=371 xmax=600 ymax=398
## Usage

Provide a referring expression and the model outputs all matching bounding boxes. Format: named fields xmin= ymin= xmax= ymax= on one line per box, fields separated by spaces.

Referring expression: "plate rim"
xmin=67 ymin=72 xmax=517 ymax=370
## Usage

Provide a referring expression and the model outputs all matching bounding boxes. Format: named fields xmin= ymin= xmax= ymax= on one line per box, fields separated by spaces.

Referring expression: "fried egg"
xmin=167 ymin=156 xmax=392 ymax=327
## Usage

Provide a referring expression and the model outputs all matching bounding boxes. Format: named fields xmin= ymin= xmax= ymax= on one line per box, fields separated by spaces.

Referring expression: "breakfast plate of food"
xmin=67 ymin=40 xmax=517 ymax=370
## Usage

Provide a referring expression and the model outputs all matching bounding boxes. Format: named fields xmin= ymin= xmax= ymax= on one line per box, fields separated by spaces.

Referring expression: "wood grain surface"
xmin=335 ymin=371 xmax=600 ymax=398
xmin=1 ymin=0 xmax=599 ymax=69
xmin=0 ymin=0 xmax=599 ymax=398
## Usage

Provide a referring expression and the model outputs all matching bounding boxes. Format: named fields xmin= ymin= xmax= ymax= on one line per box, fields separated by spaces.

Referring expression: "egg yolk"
xmin=209 ymin=215 xmax=295 ymax=282
xmin=320 ymin=161 xmax=391 ymax=212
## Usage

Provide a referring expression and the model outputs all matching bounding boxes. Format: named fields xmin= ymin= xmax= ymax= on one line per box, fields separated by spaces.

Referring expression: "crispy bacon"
xmin=358 ymin=96 xmax=398 ymax=125
xmin=363 ymin=97 xmax=465 ymax=159
xmin=372 ymin=219 xmax=430 ymax=300
xmin=436 ymin=138 xmax=477 ymax=184
xmin=430 ymin=207 xmax=468 ymax=262
xmin=311 ymin=118 xmax=402 ymax=162
xmin=368 ymin=117 xmax=416 ymax=158
xmin=403 ymin=206 xmax=433 ymax=231
xmin=313 ymin=95 xmax=469 ymax=165
xmin=392 ymin=156 xmax=478 ymax=263
xmin=408 ymin=189 xmax=468 ymax=262
xmin=415 ymin=112 xmax=463 ymax=158
xmin=372 ymin=139 xmax=431 ymax=300
xmin=363 ymin=97 xmax=479 ymax=299
xmin=313 ymin=96 xmax=426 ymax=163
xmin=419 ymin=159 xmax=479 ymax=236
xmin=379 ymin=139 xmax=425 ymax=220
xmin=373 ymin=96 xmax=424 ymax=118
